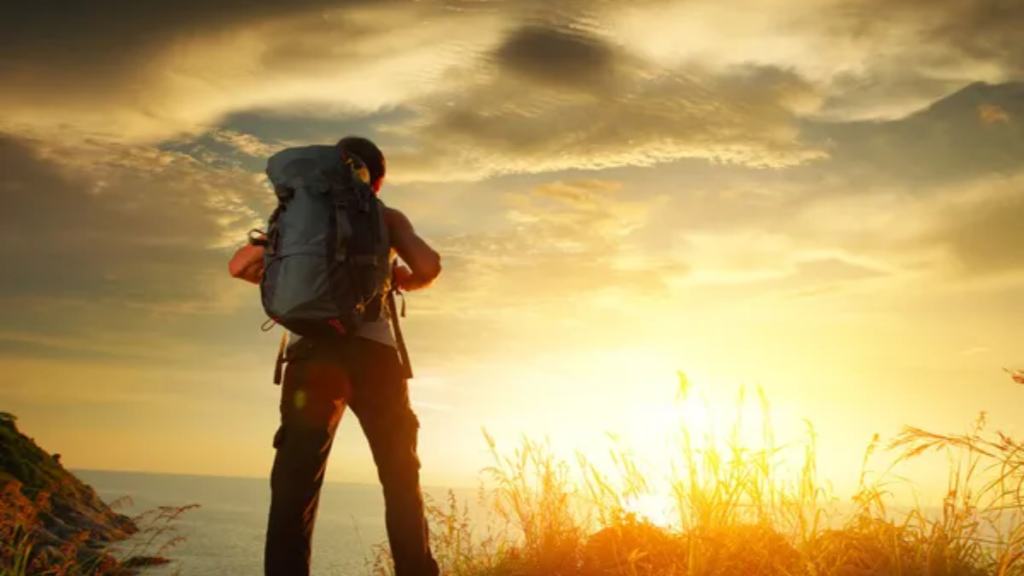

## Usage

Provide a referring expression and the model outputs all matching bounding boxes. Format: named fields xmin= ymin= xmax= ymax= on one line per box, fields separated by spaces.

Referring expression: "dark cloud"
xmin=804 ymin=81 xmax=1024 ymax=186
xmin=922 ymin=0 xmax=1024 ymax=71
xmin=0 ymin=136 xmax=207 ymax=270
xmin=0 ymin=0 xmax=381 ymax=83
xmin=935 ymin=3 xmax=1024 ymax=73
xmin=0 ymin=134 xmax=255 ymax=309
xmin=832 ymin=0 xmax=1024 ymax=76
xmin=0 ymin=0 xmax=477 ymax=141
xmin=812 ymin=63 xmax=973 ymax=121
xmin=0 ymin=132 xmax=280 ymax=363
xmin=491 ymin=24 xmax=620 ymax=91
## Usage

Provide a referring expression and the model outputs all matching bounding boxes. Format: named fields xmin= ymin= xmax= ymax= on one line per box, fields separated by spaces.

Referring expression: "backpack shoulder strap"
xmin=387 ymin=288 xmax=413 ymax=380
xmin=272 ymin=330 xmax=288 ymax=385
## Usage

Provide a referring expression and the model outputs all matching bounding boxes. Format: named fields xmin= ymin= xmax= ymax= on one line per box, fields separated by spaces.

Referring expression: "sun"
xmin=622 ymin=492 xmax=676 ymax=528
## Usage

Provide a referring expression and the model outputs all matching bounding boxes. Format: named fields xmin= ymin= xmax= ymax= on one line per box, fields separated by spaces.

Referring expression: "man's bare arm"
xmin=384 ymin=206 xmax=441 ymax=291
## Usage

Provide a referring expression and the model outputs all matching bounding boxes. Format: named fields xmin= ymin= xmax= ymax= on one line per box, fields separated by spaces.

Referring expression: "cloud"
xmin=392 ymin=178 xmax=697 ymax=368
xmin=630 ymin=119 xmax=1024 ymax=294
xmin=208 ymin=129 xmax=282 ymax=158
xmin=390 ymin=75 xmax=1024 ymax=300
xmin=928 ymin=175 xmax=1024 ymax=280
xmin=769 ymin=170 xmax=1024 ymax=287
xmin=490 ymin=24 xmax=621 ymax=91
xmin=1 ymin=0 xmax=835 ymax=181
xmin=803 ymin=81 xmax=1024 ymax=186
xmin=20 ymin=0 xmax=1021 ymax=186
xmin=834 ymin=0 xmax=1024 ymax=77
xmin=668 ymin=223 xmax=894 ymax=289
xmin=2 ymin=0 xmax=1020 ymax=159
xmin=0 ymin=0 xmax=371 ymax=69
xmin=0 ymin=2 xmax=506 ymax=142
xmin=383 ymin=50 xmax=827 ymax=181
xmin=416 ymin=178 xmax=684 ymax=315
xmin=532 ymin=179 xmax=624 ymax=207
xmin=0 ymin=134 xmax=262 ymax=319
xmin=811 ymin=0 xmax=1024 ymax=119
xmin=603 ymin=0 xmax=1024 ymax=123
xmin=1 ymin=0 xmax=1021 ymax=319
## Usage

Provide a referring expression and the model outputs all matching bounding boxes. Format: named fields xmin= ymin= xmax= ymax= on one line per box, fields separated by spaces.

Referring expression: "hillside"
xmin=0 ymin=412 xmax=139 ymax=574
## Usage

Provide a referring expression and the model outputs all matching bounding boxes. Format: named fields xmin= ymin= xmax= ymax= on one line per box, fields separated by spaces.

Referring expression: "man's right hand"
xmin=393 ymin=264 xmax=414 ymax=291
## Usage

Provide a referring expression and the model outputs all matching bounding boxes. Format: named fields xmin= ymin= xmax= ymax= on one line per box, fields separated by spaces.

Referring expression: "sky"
xmin=1 ymin=0 xmax=1023 ymax=505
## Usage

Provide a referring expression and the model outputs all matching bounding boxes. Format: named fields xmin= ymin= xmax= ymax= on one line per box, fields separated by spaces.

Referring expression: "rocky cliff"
xmin=0 ymin=412 xmax=142 ymax=574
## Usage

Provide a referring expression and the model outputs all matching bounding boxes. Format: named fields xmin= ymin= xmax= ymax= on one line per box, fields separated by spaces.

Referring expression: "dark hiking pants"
xmin=264 ymin=337 xmax=440 ymax=576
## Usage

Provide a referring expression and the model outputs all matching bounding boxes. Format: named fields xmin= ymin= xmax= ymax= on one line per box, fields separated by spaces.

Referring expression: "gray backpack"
xmin=258 ymin=144 xmax=392 ymax=340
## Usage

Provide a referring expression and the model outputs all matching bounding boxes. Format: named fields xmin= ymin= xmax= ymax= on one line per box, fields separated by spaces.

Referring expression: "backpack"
xmin=259 ymin=144 xmax=392 ymax=340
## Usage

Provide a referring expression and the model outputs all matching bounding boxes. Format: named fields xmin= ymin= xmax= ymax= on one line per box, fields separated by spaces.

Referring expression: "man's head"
xmin=337 ymin=136 xmax=386 ymax=193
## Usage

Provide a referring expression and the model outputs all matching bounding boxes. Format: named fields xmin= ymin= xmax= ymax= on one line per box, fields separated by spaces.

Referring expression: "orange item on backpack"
xmin=229 ymin=242 xmax=265 ymax=285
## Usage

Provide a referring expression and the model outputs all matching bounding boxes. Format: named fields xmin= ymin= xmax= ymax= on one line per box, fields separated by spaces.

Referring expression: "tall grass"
xmin=370 ymin=369 xmax=1024 ymax=576
xmin=0 ymin=479 xmax=196 ymax=576
xmin=5 ymin=370 xmax=1020 ymax=576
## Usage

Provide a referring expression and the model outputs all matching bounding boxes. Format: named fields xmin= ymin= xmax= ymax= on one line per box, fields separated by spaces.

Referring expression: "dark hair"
xmin=337 ymin=136 xmax=386 ymax=188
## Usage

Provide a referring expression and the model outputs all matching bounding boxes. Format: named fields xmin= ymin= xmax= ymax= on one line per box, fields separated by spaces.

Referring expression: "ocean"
xmin=75 ymin=469 xmax=481 ymax=576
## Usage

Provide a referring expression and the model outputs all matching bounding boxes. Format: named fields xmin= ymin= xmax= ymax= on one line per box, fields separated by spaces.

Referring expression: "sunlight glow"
xmin=622 ymin=492 xmax=675 ymax=528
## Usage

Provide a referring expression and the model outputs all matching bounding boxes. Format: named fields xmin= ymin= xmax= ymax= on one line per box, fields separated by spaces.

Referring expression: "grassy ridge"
xmin=370 ymin=370 xmax=1024 ymax=576
xmin=3 ymin=370 xmax=1022 ymax=576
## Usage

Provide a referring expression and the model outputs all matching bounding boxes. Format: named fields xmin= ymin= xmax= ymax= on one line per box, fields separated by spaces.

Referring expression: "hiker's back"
xmin=260 ymin=144 xmax=392 ymax=340
xmin=287 ymin=248 xmax=399 ymax=351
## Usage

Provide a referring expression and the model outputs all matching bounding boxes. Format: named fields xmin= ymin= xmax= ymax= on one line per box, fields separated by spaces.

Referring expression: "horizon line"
xmin=70 ymin=467 xmax=479 ymax=492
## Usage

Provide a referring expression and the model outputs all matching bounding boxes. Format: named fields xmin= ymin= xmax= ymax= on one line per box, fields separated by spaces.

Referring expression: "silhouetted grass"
xmin=5 ymin=370 xmax=1021 ymax=576
xmin=369 ymin=370 xmax=1024 ymax=576
xmin=0 ymin=481 xmax=196 ymax=576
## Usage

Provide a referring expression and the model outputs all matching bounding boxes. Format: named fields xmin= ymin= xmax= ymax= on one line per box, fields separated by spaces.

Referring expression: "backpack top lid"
xmin=265 ymin=144 xmax=372 ymax=200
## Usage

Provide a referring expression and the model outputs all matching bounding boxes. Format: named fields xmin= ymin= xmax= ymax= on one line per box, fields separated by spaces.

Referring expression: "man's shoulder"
xmin=381 ymin=204 xmax=405 ymax=218
xmin=381 ymin=205 xmax=413 ymax=231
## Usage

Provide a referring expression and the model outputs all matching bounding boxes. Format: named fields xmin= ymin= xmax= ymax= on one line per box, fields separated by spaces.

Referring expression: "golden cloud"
xmin=416 ymin=178 xmax=682 ymax=317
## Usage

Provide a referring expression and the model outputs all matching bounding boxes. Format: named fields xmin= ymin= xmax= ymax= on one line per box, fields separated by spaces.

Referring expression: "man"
xmin=230 ymin=136 xmax=442 ymax=576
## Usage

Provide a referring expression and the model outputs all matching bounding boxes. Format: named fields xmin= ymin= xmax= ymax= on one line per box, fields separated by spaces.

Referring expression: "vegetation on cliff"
xmin=0 ymin=413 xmax=185 ymax=576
